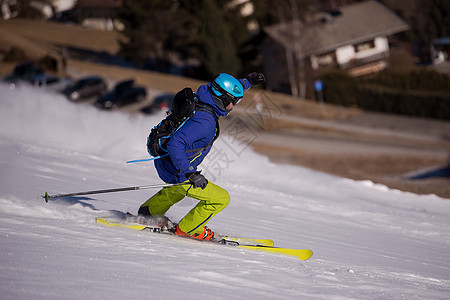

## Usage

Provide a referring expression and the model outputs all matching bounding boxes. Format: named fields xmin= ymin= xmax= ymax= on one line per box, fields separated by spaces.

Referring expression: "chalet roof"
xmin=433 ymin=37 xmax=450 ymax=46
xmin=264 ymin=0 xmax=409 ymax=56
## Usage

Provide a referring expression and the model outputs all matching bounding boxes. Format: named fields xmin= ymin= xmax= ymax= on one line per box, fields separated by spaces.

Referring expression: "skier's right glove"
xmin=246 ymin=72 xmax=266 ymax=85
xmin=185 ymin=171 xmax=208 ymax=189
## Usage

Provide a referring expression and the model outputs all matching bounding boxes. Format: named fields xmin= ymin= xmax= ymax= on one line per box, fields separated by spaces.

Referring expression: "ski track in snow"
xmin=1 ymin=84 xmax=450 ymax=299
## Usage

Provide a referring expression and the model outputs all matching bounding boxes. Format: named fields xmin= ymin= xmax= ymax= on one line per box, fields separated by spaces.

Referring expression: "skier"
xmin=138 ymin=72 xmax=265 ymax=241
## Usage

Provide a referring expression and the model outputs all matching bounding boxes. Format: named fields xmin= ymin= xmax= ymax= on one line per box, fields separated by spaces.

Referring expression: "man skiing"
xmin=138 ymin=72 xmax=265 ymax=241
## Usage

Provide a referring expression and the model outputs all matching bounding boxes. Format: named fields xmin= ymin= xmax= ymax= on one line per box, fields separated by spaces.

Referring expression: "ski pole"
xmin=43 ymin=182 xmax=188 ymax=203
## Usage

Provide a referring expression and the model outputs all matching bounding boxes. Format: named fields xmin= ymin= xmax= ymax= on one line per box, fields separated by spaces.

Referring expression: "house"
xmin=262 ymin=0 xmax=409 ymax=96
xmin=1 ymin=0 xmax=19 ymax=19
xmin=432 ymin=37 xmax=450 ymax=64
xmin=1 ymin=0 xmax=76 ymax=20
xmin=73 ymin=0 xmax=123 ymax=30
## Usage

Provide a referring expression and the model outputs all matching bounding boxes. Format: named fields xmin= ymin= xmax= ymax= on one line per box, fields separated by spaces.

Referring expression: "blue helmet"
xmin=210 ymin=73 xmax=244 ymax=109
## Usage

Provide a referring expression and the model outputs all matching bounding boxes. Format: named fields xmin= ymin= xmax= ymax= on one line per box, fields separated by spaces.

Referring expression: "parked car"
xmin=29 ymin=74 xmax=72 ymax=92
xmin=62 ymin=76 xmax=107 ymax=102
xmin=3 ymin=62 xmax=44 ymax=89
xmin=94 ymin=79 xmax=147 ymax=110
xmin=140 ymin=93 xmax=174 ymax=114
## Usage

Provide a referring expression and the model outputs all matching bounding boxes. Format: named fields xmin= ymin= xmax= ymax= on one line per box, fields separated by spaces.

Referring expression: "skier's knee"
xmin=219 ymin=189 xmax=230 ymax=208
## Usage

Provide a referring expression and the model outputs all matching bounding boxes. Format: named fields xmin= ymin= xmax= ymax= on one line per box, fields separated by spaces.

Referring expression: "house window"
xmin=317 ymin=51 xmax=336 ymax=67
xmin=354 ymin=40 xmax=375 ymax=52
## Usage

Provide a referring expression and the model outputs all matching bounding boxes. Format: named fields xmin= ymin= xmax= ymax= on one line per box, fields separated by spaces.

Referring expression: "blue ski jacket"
xmin=154 ymin=78 xmax=253 ymax=183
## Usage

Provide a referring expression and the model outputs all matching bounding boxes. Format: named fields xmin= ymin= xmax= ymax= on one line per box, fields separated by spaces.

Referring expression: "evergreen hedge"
xmin=357 ymin=85 xmax=450 ymax=120
xmin=319 ymin=69 xmax=450 ymax=120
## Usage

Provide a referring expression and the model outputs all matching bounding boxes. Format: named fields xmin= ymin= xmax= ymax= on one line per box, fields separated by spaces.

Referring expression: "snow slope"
xmin=1 ymin=84 xmax=449 ymax=299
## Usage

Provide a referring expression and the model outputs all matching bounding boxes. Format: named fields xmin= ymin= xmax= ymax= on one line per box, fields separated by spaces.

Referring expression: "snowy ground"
xmin=1 ymin=84 xmax=449 ymax=299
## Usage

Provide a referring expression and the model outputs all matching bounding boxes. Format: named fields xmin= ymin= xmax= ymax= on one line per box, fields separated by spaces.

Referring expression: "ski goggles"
xmin=211 ymin=81 xmax=243 ymax=106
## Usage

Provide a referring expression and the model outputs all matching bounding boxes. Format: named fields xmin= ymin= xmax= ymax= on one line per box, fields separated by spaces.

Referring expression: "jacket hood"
xmin=195 ymin=84 xmax=231 ymax=117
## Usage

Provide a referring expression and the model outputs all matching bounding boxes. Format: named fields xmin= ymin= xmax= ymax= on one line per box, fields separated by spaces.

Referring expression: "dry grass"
xmin=253 ymin=143 xmax=450 ymax=198
xmin=0 ymin=19 xmax=122 ymax=60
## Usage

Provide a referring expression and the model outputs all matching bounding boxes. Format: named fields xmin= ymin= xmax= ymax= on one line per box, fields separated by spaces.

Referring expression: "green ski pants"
xmin=139 ymin=181 xmax=230 ymax=235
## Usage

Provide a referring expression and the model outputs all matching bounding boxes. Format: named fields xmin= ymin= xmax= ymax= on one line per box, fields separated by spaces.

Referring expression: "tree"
xmin=196 ymin=0 xmax=240 ymax=77
xmin=118 ymin=1 xmax=175 ymax=70
xmin=118 ymin=0 xmax=242 ymax=78
xmin=269 ymin=0 xmax=311 ymax=98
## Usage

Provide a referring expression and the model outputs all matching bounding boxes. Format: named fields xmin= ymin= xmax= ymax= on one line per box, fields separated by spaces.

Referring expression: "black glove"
xmin=186 ymin=171 xmax=208 ymax=189
xmin=246 ymin=72 xmax=266 ymax=85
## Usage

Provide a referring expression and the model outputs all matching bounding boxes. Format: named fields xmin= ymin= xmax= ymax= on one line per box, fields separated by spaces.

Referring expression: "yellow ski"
xmin=96 ymin=217 xmax=312 ymax=260
xmin=96 ymin=217 xmax=273 ymax=246
xmin=219 ymin=236 xmax=274 ymax=247
xmin=96 ymin=217 xmax=148 ymax=230
xmin=238 ymin=245 xmax=313 ymax=261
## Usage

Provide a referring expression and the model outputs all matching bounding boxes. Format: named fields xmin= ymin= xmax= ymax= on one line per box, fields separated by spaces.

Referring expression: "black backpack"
xmin=146 ymin=87 xmax=220 ymax=160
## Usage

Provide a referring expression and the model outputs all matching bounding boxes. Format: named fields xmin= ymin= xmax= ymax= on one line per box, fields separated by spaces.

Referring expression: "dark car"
xmin=94 ymin=79 xmax=147 ymax=109
xmin=29 ymin=74 xmax=72 ymax=92
xmin=140 ymin=93 xmax=174 ymax=114
xmin=62 ymin=76 xmax=107 ymax=102
xmin=3 ymin=62 xmax=44 ymax=89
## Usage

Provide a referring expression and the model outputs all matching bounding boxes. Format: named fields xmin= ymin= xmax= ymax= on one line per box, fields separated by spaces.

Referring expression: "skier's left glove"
xmin=185 ymin=171 xmax=208 ymax=189
xmin=246 ymin=72 xmax=266 ymax=85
